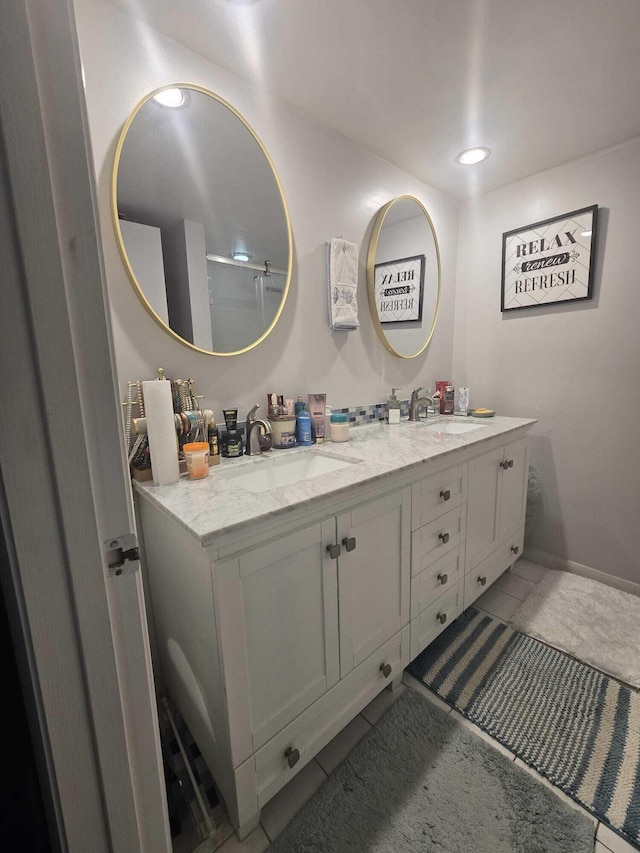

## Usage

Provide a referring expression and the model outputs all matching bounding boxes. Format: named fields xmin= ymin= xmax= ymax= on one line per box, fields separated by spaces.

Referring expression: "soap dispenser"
xmin=387 ymin=388 xmax=401 ymax=424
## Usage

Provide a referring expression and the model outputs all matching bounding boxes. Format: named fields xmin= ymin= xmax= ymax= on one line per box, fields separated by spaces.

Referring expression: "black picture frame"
xmin=501 ymin=205 xmax=598 ymax=312
xmin=374 ymin=254 xmax=425 ymax=324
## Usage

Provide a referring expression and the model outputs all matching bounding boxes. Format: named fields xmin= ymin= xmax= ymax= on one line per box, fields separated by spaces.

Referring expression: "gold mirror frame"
xmin=111 ymin=83 xmax=293 ymax=357
xmin=366 ymin=195 xmax=441 ymax=359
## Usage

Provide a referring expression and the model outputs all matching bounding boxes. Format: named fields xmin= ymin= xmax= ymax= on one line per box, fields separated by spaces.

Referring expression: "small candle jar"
xmin=183 ymin=442 xmax=210 ymax=479
xmin=330 ymin=413 xmax=349 ymax=442
xmin=270 ymin=416 xmax=297 ymax=449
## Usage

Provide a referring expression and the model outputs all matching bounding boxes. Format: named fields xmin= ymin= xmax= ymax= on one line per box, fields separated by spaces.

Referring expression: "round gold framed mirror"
xmin=112 ymin=83 xmax=292 ymax=356
xmin=367 ymin=195 xmax=441 ymax=359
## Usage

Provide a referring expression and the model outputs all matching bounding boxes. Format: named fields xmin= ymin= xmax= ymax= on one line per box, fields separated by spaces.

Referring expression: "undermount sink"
xmin=216 ymin=449 xmax=361 ymax=493
xmin=419 ymin=420 xmax=486 ymax=435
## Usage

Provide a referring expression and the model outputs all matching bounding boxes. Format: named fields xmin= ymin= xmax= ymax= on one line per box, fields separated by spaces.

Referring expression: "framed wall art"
xmin=374 ymin=254 xmax=425 ymax=323
xmin=501 ymin=205 xmax=598 ymax=312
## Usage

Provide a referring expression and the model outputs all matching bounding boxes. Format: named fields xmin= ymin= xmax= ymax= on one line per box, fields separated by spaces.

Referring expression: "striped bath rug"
xmin=407 ymin=606 xmax=640 ymax=850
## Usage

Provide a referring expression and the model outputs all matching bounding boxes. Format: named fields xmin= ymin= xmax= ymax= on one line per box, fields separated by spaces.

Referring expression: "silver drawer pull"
xmin=438 ymin=532 xmax=450 ymax=544
xmin=437 ymin=612 xmax=447 ymax=625
xmin=440 ymin=489 xmax=451 ymax=502
xmin=284 ymin=746 xmax=300 ymax=769
xmin=500 ymin=460 xmax=509 ymax=470
xmin=326 ymin=543 xmax=341 ymax=559
xmin=341 ymin=536 xmax=357 ymax=552
xmin=478 ymin=575 xmax=487 ymax=586
xmin=511 ymin=545 xmax=519 ymax=555
xmin=379 ymin=662 xmax=392 ymax=678
xmin=437 ymin=572 xmax=448 ymax=585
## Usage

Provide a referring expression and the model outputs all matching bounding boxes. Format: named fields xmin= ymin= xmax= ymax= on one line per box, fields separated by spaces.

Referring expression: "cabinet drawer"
xmin=411 ymin=505 xmax=466 ymax=577
xmin=254 ymin=629 xmax=406 ymax=807
xmin=410 ymin=585 xmax=460 ymax=660
xmin=410 ymin=546 xmax=462 ymax=621
xmin=411 ymin=464 xmax=467 ymax=530
xmin=464 ymin=526 xmax=525 ymax=610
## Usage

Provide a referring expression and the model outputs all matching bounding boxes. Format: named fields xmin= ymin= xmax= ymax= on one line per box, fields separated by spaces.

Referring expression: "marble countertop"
xmin=134 ymin=414 xmax=536 ymax=547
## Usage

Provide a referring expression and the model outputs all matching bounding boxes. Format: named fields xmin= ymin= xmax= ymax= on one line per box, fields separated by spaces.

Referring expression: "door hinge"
xmin=104 ymin=533 xmax=140 ymax=578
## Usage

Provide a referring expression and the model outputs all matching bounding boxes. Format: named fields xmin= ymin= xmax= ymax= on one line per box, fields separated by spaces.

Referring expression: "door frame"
xmin=0 ymin=1 xmax=170 ymax=849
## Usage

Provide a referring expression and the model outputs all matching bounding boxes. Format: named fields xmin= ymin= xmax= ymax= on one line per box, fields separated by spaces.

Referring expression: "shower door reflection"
xmin=207 ymin=259 xmax=286 ymax=353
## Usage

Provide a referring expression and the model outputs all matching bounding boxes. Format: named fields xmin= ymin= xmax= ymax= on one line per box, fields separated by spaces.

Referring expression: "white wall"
xmin=454 ymin=139 xmax=640 ymax=585
xmin=75 ymin=0 xmax=459 ymax=416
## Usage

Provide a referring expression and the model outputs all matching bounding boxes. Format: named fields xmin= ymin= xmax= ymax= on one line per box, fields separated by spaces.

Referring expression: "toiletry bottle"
xmin=443 ymin=385 xmax=455 ymax=415
xmin=308 ymin=394 xmax=327 ymax=443
xmin=435 ymin=381 xmax=449 ymax=414
xmin=387 ymin=388 xmax=401 ymax=424
xmin=296 ymin=405 xmax=312 ymax=446
xmin=208 ymin=422 xmax=220 ymax=465
xmin=294 ymin=396 xmax=305 ymax=415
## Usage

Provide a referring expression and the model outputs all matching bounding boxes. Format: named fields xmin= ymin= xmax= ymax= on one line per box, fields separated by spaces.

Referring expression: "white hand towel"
xmin=326 ymin=238 xmax=359 ymax=330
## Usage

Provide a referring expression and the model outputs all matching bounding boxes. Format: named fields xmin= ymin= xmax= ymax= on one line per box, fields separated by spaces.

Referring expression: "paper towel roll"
xmin=142 ymin=380 xmax=180 ymax=485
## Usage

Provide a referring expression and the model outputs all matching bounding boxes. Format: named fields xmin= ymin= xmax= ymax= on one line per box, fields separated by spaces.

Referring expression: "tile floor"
xmin=185 ymin=560 xmax=638 ymax=853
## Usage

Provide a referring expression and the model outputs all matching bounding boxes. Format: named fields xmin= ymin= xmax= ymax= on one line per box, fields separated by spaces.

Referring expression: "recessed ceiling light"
xmin=233 ymin=252 xmax=250 ymax=262
xmin=153 ymin=88 xmax=185 ymax=108
xmin=581 ymin=230 xmax=592 ymax=238
xmin=455 ymin=146 xmax=491 ymax=166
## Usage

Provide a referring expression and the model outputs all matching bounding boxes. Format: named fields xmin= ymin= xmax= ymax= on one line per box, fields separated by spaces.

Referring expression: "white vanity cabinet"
xmin=136 ymin=417 xmax=534 ymax=838
xmin=139 ymin=485 xmax=411 ymax=837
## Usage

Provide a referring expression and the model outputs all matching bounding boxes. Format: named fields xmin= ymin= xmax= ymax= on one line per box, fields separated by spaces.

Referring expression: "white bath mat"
xmin=511 ymin=569 xmax=640 ymax=689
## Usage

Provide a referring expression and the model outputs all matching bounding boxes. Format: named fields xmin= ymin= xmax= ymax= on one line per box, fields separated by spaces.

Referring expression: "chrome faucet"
xmin=245 ymin=404 xmax=272 ymax=455
xmin=409 ymin=387 xmax=435 ymax=421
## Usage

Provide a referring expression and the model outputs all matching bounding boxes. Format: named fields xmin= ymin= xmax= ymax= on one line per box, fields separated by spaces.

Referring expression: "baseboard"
xmin=523 ymin=548 xmax=640 ymax=598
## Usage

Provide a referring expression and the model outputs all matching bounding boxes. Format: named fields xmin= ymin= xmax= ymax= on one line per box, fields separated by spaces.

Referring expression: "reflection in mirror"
xmin=112 ymin=84 xmax=292 ymax=356
xmin=367 ymin=196 xmax=441 ymax=358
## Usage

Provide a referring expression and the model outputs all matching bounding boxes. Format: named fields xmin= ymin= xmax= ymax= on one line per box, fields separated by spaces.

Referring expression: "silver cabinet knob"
xmin=437 ymin=572 xmax=448 ymax=585
xmin=440 ymin=489 xmax=451 ymax=502
xmin=341 ymin=536 xmax=356 ymax=552
xmin=500 ymin=460 xmax=509 ymax=469
xmin=379 ymin=662 xmax=392 ymax=678
xmin=478 ymin=575 xmax=487 ymax=586
xmin=511 ymin=545 xmax=519 ymax=555
xmin=439 ymin=532 xmax=450 ymax=544
xmin=508 ymin=459 xmax=514 ymax=468
xmin=326 ymin=543 xmax=341 ymax=559
xmin=437 ymin=612 xmax=447 ymax=625
xmin=284 ymin=746 xmax=300 ymax=768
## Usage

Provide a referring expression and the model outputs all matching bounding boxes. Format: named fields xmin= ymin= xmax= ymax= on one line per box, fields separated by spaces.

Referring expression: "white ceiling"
xmin=108 ymin=0 xmax=640 ymax=199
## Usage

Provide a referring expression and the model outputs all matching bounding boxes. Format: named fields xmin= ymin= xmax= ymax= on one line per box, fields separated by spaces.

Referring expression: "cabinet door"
xmin=217 ymin=521 xmax=340 ymax=756
xmin=337 ymin=488 xmax=411 ymax=677
xmin=499 ymin=437 xmax=528 ymax=542
xmin=465 ymin=445 xmax=503 ymax=572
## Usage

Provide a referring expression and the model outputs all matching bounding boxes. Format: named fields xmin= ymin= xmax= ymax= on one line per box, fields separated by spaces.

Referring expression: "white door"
xmin=337 ymin=488 xmax=411 ymax=677
xmin=231 ymin=521 xmax=340 ymax=752
xmin=465 ymin=445 xmax=503 ymax=572
xmin=499 ymin=437 xmax=529 ymax=542
xmin=0 ymin=3 xmax=170 ymax=849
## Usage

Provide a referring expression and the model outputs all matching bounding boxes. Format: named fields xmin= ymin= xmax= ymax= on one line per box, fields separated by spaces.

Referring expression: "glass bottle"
xmin=443 ymin=385 xmax=455 ymax=415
